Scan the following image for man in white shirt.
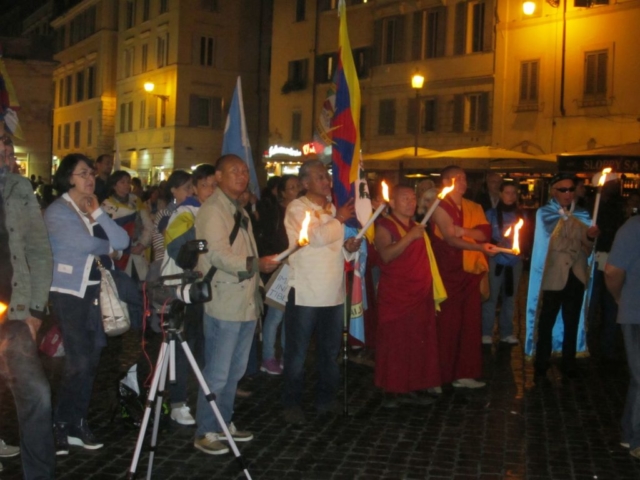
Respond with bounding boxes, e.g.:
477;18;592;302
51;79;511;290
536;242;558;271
282;160;361;424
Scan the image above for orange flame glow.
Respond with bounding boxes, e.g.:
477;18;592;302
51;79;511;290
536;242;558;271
438;178;455;199
598;167;612;187
381;180;390;203
510;218;524;255
298;211;311;246
0;302;7;321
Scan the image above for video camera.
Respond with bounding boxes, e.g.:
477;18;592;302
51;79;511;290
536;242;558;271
146;240;213;324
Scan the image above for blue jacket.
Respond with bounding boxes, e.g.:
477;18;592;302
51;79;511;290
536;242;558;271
44;194;129;298
485;207;523;267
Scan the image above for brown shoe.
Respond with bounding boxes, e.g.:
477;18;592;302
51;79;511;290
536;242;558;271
235;388;252;398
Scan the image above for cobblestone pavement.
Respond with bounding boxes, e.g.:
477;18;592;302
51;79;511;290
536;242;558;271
1;274;639;479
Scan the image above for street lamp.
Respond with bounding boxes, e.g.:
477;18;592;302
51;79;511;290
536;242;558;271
411;72;425;156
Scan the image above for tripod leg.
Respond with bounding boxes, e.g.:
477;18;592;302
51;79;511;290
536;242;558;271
145;338;172;480
128;340;170;480
176;332;253;480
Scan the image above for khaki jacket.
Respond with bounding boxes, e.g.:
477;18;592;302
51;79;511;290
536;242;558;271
541;215;591;290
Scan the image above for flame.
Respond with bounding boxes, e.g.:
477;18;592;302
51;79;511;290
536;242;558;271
438;178;455;199
381;180;390;203
504;226;512;237
0;302;7;321
298;211;311;246
511;218;524;255
598;167;612;187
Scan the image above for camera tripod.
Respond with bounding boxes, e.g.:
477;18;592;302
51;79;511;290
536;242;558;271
127;311;252;480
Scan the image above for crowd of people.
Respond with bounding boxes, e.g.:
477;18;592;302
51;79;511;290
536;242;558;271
2;137;640;478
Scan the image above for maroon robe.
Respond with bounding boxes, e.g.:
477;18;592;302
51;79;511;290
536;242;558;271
429;197;489;383
374;215;441;392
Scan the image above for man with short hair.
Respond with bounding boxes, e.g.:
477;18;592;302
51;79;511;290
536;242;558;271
94;154;113;203
526;173;599;380
475;172;503;212
430;166;494;388
605;214;640;459
193;154;279;455
282;160;361;424
0;137;56;477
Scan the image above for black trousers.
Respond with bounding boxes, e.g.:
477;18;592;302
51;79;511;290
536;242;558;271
535;270;585;371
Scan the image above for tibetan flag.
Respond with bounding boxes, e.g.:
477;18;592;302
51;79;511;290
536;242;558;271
222;76;260;199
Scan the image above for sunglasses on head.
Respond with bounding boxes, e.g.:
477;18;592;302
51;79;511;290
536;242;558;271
554;187;576;193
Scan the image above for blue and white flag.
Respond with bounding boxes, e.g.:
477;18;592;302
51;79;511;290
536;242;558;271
222;76;260;199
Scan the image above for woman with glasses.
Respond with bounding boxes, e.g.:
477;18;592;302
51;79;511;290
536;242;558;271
102;171;154;281
44;154;129;454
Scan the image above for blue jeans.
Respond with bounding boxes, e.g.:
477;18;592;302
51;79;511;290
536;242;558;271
282;288;343;410
0;321;55;479
482;258;523;337
195;315;256;436
621;324;640;449
262;305;285;361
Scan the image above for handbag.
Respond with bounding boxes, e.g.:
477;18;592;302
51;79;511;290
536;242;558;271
97;258;131;336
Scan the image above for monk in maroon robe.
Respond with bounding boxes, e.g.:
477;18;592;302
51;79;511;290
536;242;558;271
374;185;442;406
430;166;494;388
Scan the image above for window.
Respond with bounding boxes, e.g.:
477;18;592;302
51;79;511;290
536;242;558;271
142;0;150;21
160;0;168;14
87;118;93;146
291;111;302;142
454;0;490;55
140;100;146;128
126;0;136;29
575;0;609;6
65;75;73;106
412;7;446;60
315;53;337;83
378;99;396;135
201;0;218;11
408;98;438;133
120;102;134;132
74;121;81;148
69;7;96;46
199;37;215;67
87;66;96;99
375;16;404;65
282;59;308;93
584;50;607;98
519;60;539;107
159;97;167;127
76;71;84;102
58;80;64;107
57;125;62;149
141;44;148;72
63;123;71;149
296;0;306;22
452;92;489;132
157;34;169;68
353;47;372;79
55;26;66;52
189;95;223;128
124;47;135;78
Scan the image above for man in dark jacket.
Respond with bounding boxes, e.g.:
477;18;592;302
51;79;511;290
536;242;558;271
0;135;56;478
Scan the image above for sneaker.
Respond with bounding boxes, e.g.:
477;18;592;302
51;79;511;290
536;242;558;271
452;378;486;389
194;433;229;455
482;335;493;345
68;419;104;450
427;386;443;395
170;405;196;426
220;422;253;442
500;335;519;345
283;406;306;425
621;442;630;449
260;358;283;375
52;423;69;456
631;446;640;460
0;440;19;458
235;388;252;398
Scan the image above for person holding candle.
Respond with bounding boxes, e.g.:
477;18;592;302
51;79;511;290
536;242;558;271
429;166;495;389
281;160;362;425
482;182;526;346
374;185;447;407
526;173;600;380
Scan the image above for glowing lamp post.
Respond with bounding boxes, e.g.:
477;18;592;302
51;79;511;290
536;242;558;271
420;179;456;226
411;72;425;156
356;181;389;240
273;211;311;261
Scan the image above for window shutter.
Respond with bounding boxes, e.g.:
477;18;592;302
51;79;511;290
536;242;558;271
189;95;199;127
411;11;423;61
520;62;529;102
585;54;596;95
315;55;327;83
530;61;538;101
373;19;383;66
452;95;464;132
478;92;490;131
393;16;406;63
483;0;494;53
454;2;467;55
407;97;418;134
424;98;437;132
597;52;607;94
435;7;447;58
574;0;589;6
212;97;223;129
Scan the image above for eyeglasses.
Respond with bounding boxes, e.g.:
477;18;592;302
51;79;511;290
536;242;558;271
72;170;97;179
554;187;576;193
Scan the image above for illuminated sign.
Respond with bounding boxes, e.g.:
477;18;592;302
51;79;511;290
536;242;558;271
267;145;302;158
302;143;317;156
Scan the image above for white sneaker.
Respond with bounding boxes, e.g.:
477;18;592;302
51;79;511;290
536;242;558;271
482;335;493;345
171;405;196;425
453;378;486;389
0;439;19;458
501;335;519;345
427;386;443;395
